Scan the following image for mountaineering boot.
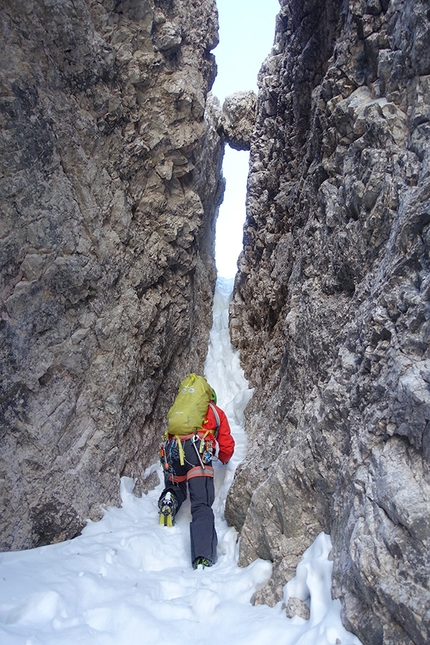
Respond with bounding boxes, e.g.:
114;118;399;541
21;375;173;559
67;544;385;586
193;557;212;570
158;491;177;527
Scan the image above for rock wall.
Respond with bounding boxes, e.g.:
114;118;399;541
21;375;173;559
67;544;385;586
0;0;223;550
227;1;430;644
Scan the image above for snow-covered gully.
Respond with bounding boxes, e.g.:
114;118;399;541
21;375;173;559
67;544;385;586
0;279;362;645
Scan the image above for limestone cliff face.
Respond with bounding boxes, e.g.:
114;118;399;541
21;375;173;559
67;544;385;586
0;0;222;550
227;1;430;643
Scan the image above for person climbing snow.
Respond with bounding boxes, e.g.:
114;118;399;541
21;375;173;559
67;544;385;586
158;374;235;569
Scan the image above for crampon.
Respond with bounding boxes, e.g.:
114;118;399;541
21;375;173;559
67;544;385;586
158;491;176;527
193;557;212;569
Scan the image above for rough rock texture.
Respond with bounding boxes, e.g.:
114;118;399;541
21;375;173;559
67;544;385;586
217;90;257;151
283;597;310;621
0;0;223;550
227;1;430;644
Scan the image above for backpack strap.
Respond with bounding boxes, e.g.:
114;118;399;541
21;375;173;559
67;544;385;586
208;402;220;439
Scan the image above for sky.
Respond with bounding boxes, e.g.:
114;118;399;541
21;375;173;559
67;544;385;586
0;278;363;645
211;0;280;278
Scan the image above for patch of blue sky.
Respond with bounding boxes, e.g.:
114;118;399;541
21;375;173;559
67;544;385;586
212;0;280;278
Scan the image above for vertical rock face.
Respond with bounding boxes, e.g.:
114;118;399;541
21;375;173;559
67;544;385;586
0;0;223;550
227;1;430;643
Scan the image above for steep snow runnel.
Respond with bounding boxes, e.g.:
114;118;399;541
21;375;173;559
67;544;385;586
0;278;362;645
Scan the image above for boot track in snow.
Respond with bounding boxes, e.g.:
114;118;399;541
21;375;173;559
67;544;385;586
0;278;362;645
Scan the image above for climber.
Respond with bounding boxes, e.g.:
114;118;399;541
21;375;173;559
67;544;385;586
158;374;235;569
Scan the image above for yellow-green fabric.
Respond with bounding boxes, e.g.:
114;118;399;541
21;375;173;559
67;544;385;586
166;374;213;436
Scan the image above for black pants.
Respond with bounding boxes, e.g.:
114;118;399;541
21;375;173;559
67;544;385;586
160;437;217;565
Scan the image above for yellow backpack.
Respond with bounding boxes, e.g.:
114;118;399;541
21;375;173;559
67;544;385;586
166;374;214;435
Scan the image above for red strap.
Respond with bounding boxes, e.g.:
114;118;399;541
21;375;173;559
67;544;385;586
167;474;187;484
187;466;214;480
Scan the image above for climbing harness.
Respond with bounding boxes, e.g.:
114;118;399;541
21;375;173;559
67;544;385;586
160;400;221;484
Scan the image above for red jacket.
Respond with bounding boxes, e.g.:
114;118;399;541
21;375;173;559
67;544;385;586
202;403;235;464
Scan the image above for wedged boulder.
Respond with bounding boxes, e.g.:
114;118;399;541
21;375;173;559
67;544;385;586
218;90;257;151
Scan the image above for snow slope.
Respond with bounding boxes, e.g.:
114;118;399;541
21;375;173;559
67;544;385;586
0;278;362;645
